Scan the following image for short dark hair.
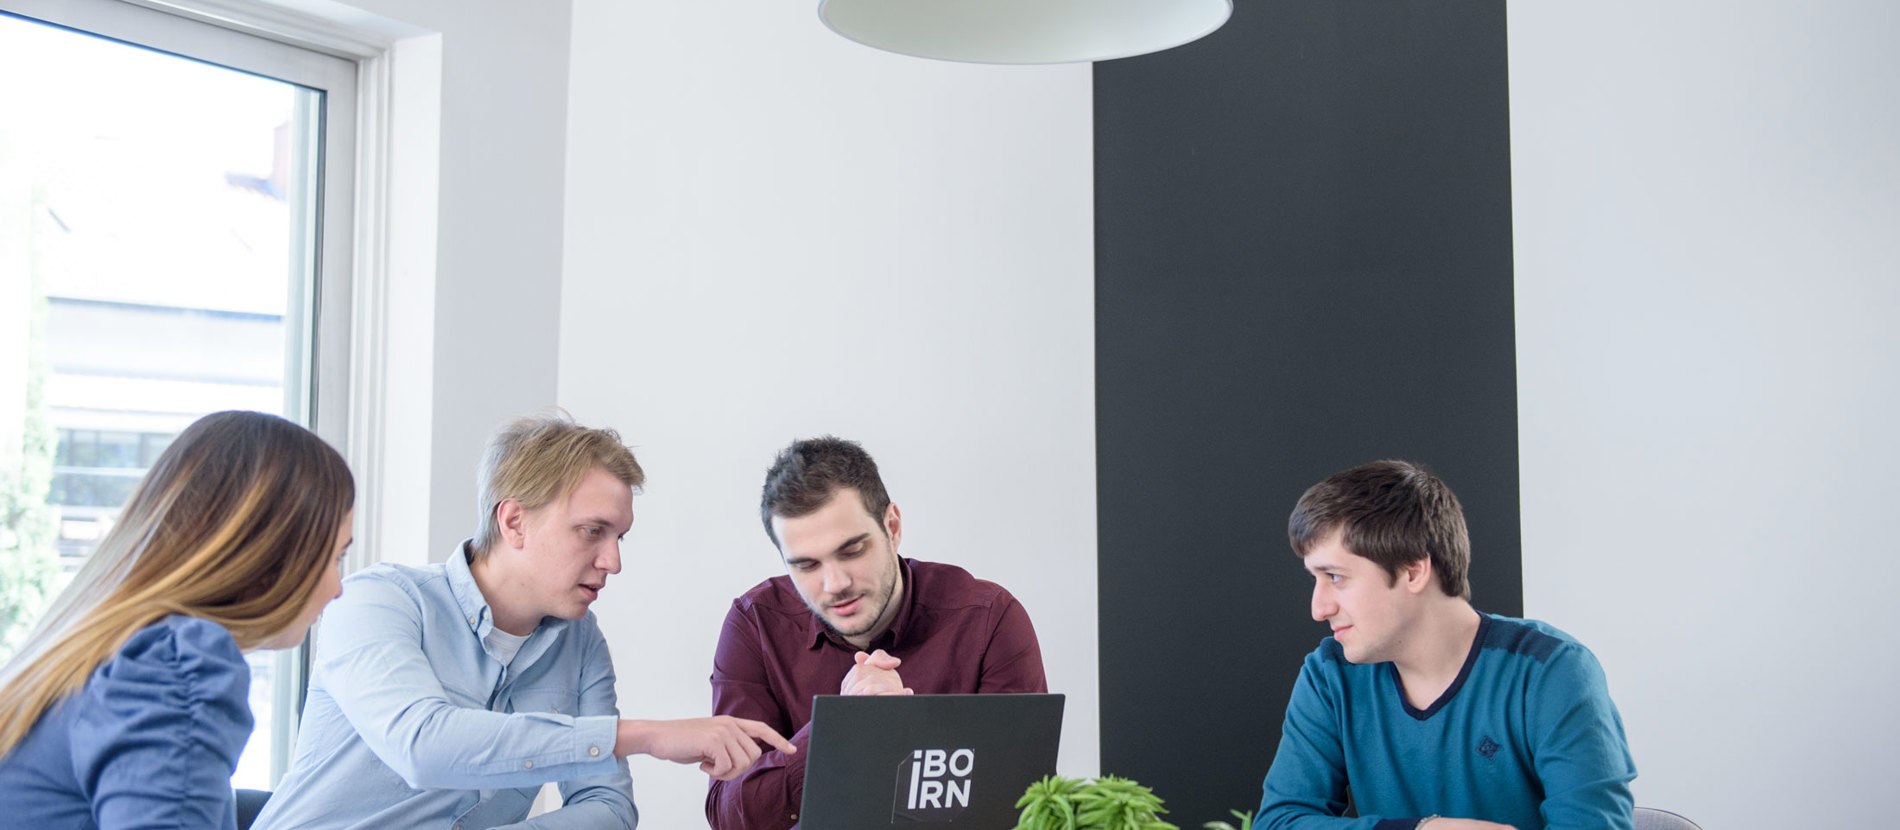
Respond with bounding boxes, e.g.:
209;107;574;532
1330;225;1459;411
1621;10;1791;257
1288;460;1471;600
759;436;892;548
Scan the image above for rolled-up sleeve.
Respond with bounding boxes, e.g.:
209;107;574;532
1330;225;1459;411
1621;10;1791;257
315;577;622;791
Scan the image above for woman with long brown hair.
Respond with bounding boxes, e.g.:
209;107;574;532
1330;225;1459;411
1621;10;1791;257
0;410;354;828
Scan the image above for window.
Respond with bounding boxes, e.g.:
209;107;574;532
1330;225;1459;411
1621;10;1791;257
49;429;178;558
0;0;356;788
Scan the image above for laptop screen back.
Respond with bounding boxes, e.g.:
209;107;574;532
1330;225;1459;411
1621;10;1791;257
798;693;1065;829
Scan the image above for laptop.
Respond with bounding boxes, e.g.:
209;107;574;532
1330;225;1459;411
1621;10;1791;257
797;693;1065;829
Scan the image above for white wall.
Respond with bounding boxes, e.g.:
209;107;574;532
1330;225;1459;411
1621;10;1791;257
296;0;577;563
1511;3;1900;827
558;1;1098;826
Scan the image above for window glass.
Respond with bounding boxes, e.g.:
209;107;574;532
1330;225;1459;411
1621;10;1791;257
0;7;337;790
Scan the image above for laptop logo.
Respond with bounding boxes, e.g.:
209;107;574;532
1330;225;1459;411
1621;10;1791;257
892;748;975;821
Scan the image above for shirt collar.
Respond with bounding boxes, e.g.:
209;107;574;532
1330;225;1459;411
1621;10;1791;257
447;540;571;642
805;557;918;652
447;541;495;638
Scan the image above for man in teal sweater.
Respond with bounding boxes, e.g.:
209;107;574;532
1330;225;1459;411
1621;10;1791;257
1258;461;1636;830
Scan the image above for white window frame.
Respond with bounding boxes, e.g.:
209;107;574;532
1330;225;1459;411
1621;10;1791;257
1;0;414;785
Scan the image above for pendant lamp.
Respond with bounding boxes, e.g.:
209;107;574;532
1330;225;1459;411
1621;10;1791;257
817;0;1233;65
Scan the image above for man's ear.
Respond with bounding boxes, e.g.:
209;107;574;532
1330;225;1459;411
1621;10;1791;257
1403;556;1434;595
497;498;530;550
884;503;903;551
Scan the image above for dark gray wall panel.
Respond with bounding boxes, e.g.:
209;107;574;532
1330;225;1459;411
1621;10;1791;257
1094;0;1519;823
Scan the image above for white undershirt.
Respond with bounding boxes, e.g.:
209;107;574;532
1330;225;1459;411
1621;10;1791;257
485;626;530;670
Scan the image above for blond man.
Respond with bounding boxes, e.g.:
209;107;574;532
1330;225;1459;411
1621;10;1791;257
259;412;791;830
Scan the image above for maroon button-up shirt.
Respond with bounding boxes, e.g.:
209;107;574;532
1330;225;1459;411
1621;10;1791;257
704;558;1047;830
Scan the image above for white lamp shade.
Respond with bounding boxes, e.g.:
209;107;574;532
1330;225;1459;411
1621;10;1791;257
817;0;1234;65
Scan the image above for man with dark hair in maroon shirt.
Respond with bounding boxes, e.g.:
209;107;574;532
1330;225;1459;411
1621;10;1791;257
705;436;1048;829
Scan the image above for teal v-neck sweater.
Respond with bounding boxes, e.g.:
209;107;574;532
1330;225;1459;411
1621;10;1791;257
1258;614;1637;830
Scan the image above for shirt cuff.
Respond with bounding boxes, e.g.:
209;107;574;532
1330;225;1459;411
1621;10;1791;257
571;714;620;768
786;726;811;802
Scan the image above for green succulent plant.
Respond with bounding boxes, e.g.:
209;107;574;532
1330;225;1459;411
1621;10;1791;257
1013;774;1086;830
1073;776;1178;830
1014;775;1178;830
1203;808;1255;830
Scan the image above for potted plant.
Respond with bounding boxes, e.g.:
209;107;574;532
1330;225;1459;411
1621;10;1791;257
1013;774;1179;830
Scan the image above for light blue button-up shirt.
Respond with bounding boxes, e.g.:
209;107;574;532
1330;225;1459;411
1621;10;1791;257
255;544;636;830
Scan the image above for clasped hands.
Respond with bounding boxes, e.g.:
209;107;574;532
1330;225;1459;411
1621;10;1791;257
841;648;913;696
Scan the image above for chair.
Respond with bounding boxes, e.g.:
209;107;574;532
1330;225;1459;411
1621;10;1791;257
1634;806;1703;830
235;789;272;830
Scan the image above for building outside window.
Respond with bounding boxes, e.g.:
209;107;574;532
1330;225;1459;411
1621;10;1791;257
1;0;357;789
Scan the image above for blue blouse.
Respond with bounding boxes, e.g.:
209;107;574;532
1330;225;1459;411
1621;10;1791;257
0;614;253;829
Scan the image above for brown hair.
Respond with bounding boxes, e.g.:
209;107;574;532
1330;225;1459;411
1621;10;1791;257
471;410;644;559
0;411;354;757
759;436;890;548
1288;460;1471;599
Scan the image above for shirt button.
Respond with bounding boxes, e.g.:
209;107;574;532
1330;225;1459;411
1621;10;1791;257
550;707;558;714
589;746;601;757
523;760;534;769
454;826;462;830
468;616;477;625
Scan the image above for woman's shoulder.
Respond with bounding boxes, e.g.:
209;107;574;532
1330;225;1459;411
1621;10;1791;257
94;615;250;710
118;614;244;664
49;621;254;828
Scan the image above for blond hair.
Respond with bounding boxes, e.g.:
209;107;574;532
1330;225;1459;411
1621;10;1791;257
471;410;644;559
0;411;354;758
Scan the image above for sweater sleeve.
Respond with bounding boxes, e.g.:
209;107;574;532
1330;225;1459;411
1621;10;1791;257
72;616;252;830
1528;645;1637;830
1256;647;1391;830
